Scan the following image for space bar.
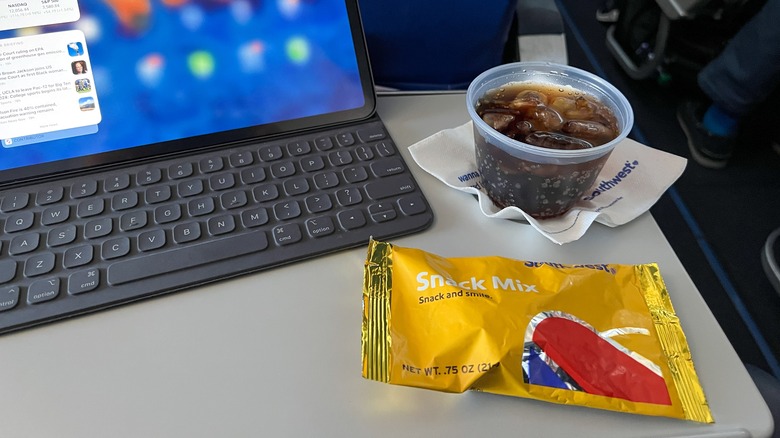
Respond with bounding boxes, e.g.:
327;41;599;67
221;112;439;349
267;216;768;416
107;231;269;285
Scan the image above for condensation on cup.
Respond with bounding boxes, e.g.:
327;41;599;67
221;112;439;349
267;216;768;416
467;62;634;219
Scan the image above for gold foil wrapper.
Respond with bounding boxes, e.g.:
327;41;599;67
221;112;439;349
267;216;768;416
362;239;393;383
361;239;713;423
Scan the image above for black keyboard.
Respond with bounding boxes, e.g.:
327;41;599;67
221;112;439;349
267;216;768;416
0;115;434;334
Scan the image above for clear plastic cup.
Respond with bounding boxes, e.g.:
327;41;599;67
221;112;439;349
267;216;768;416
466;62;634;219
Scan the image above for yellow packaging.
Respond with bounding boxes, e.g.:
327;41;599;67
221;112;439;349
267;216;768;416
362;240;713;423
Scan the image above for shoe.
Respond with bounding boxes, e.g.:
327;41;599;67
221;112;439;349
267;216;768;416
762;227;780;296
676;100;737;169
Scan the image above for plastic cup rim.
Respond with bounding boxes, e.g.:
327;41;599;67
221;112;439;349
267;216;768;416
466;61;634;160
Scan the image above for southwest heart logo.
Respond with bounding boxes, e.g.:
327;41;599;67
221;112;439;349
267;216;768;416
522;311;672;405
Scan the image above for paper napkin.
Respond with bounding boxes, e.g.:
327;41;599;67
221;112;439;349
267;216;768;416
409;122;687;244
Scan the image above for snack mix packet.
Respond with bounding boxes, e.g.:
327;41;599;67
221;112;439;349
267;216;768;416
362;240;713;423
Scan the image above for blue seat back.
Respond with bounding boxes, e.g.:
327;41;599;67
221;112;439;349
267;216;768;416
358;0;518;90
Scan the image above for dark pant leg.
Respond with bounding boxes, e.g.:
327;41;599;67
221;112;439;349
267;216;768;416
698;0;780;117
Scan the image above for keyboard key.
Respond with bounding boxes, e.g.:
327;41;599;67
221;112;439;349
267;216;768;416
77;198;105;218
10;233;40;255
365;175;416;200
314;136;334;151
0;286;19;312
287;141;311;156
329;150;353;166
169;162;194;179
107;231;269;285
336;132;355;147
305;194;332;213
154;204;182;224
253;184;279;203
24;253;56;277
102;237;130;260
1;193;29;212
306;217;335;237
240;167;266;184
120;211;147;231
343;166;368;183
208;215;236;236
210;173;235;191
370;158;405;177
199;157;224;173
71;181;98;199
5;211;35;233
271;161;296;178
229;151;254;167
36;187;64;205
138;229;167;251
283;178;310;196
137;168;162;185
356;126;386;143
241;208;269;228
188;197;216;217
0;260;17;283
27;278;60;304
146;186;172;204
375;141;396;157
273;201;301;220
221;190;248;209
112;192;139;211
173;222;201;244
355;145;374;161
335;188;362;206
85;217;113;239
41;204;70;225
371;209;397;223
368;202;394;215
337;209;367;230
273;224;301;246
105;174;131;192
68;269;100;295
313;172;339;189
399;195;428;216
301;156;325;172
178;179;204;197
63;245;94;269
259;145;283;161
47;225;77;247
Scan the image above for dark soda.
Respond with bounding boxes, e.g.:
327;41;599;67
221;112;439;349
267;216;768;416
474;82;621;218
